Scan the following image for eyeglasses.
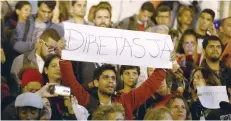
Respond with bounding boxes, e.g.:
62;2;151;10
40;40;58;53
101;75;116;81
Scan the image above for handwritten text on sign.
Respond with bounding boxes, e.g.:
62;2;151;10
61;22;174;68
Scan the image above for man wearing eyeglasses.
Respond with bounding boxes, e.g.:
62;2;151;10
10;28;65;91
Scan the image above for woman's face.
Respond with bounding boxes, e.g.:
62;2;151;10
45;57;61;83
182;34;197;55
16;4;31;20
170;98;187;120
193;70;206;89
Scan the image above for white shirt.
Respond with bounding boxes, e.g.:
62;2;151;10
36;54;45;73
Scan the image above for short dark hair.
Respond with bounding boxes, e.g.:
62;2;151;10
72;0;87;6
42;54;60;83
40;28;61;42
120;65;140;76
202;35;222;49
15;1;31;10
176;29;198;54
220;17;231;26
201;9;215;20
155;5;171;16
140;1;155;13
93;64;117;80
38;1;56;10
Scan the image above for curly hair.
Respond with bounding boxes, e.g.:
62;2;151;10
92;103;125;120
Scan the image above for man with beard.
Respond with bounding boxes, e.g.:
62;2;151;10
200;35;231;85
11;28;64;86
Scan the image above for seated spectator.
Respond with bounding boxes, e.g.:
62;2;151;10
154;5;171;27
42;55;77;120
59;60;165;120
195;9;216;54
88;5;97;25
206;73;231;120
15;92;43;120
10;1;57;55
176;29;201;79
144;107;173;120
11;28;63;86
118;1;155;31
188;68;210;120
176;7;194;39
200;35;231;85
219;17;231;67
2;68;44;120
4;1;31;39
19;68;44;93
92;103;125;120
166;95;191;120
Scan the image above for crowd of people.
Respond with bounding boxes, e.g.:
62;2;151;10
1;0;231;120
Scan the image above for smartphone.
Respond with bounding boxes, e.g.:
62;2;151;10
49;85;71;97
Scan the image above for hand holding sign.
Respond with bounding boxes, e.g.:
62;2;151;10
197;86;229;109
62;22;174;68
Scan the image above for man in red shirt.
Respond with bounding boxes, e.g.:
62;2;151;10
59;61;165;120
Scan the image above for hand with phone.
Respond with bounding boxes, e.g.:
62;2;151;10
35;83;59;98
48;85;71;97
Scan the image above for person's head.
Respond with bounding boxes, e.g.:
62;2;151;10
147;67;155;77
15;92;43;120
177;7;194;27
203;35;223;62
137;1;154;24
43;55;61;84
166;95;190;120
15;1;31;21
93;3;112;28
144;107;173;120
120;65;140;88
88;5;97;22
71;0;87;18
220;17;231;39
40;98;52;120
155;5;171;26
93;64;117;96
37;28;61;60
92;103;125;120
147;25;169;34
37;1;56;22
177;29;198;55
20;68;44;93
190;68;207;90
197;9;215;32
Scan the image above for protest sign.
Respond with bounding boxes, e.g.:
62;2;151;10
197;86;229;109
61;22;174;68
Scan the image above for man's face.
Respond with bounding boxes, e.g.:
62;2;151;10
155;11;171;26
205;40;222;62
37;3;53;22
40;38;58;60
23;82;42;93
179;10;193;26
220;18;231;38
182;34;197;55
198;12;213;31
72;0;87;18
18;107;41;120
94;9;111;28
121;69;139;88
97;70;116;95
156;79;168;96
139;10;153;24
